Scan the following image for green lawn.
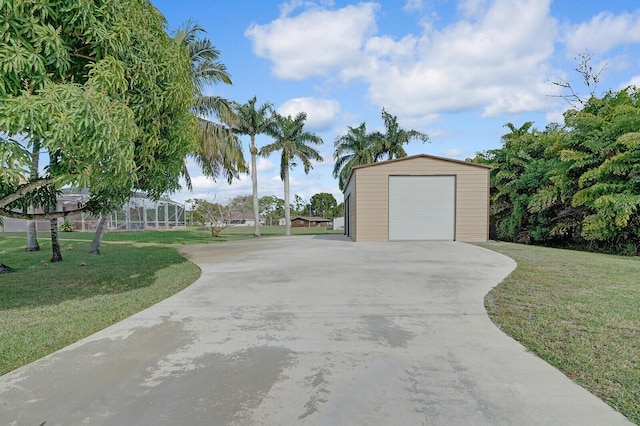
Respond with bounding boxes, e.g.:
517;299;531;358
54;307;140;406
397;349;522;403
0;236;201;376
0;225;341;376
480;241;640;424
3;225;342;245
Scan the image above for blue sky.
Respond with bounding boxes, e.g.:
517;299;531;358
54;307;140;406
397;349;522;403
152;0;640;206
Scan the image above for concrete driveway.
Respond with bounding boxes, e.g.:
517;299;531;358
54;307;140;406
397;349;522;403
0;236;631;425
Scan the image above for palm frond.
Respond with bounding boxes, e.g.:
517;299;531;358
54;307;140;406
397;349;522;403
173;20;243;186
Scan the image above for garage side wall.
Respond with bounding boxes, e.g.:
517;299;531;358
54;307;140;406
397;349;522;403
353;157;489;242
457;167;490;241
344;173;357;241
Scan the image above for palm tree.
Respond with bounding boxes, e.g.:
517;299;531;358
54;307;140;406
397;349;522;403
230;97;274;237
260;112;323;236
174;20;246;187
332;121;376;191
373;109;429;161
88;21;244;255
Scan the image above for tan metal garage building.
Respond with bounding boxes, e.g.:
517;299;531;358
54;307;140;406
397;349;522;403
343;154;491;242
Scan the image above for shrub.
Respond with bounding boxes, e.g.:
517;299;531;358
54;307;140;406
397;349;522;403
60;219;75;232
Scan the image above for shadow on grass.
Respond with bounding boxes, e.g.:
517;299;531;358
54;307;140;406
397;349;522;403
0;238;189;310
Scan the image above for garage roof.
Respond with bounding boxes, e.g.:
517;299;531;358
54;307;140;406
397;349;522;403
343;154;492;193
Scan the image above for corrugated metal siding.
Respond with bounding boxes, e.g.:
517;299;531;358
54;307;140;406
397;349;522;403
350;156;489;242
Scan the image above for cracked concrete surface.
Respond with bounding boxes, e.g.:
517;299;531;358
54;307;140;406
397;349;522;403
0;236;632;425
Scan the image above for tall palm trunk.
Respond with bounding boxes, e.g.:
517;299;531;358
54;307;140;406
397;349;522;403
50;218;63;262
88;215;108;255
284;167;291;236
25;142;41;252
250;136;261;237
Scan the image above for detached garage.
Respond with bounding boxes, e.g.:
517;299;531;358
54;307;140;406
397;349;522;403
343;154;491;242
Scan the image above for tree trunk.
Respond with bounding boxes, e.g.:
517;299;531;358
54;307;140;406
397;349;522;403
250;135;261;237
25;142;41;252
88;215;108;255
50;218;63;262
284;167;291;236
25;219;40;252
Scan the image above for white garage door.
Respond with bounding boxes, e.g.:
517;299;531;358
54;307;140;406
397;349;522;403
389;175;455;241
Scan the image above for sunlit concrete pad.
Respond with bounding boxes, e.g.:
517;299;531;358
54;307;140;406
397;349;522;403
0;236;632;425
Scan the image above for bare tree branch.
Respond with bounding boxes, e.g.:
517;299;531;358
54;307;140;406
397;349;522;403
548;50;609;108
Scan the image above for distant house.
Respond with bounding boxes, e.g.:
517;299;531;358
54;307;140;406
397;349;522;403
227;212;266;227
291;216;330;228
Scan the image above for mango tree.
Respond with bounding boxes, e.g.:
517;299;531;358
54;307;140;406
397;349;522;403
0;0;197;263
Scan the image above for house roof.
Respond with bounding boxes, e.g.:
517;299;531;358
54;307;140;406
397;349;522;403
291;216;331;222
343;153;492;193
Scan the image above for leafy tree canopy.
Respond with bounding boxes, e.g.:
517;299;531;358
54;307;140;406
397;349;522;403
310;192;337;218
473;87;640;255
0;0;197;217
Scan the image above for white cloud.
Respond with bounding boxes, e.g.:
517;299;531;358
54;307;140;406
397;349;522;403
359;0;558;117
620;75;640;89
545;108;566;125
245;3;378;79
189;175;219;191
277;97;340;131
563;11;640;56
403;0;423;13
256;157;275;173
443;148;464;159
458;0;490;19
247;0;559;120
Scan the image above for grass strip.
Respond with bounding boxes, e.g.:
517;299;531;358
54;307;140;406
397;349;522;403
0;237;200;376
2;225;343;245
480;241;640;424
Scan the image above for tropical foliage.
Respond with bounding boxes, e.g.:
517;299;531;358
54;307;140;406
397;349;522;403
333;122;376;190
373;109;429;161
472;87;640;255
333;109;429;190
310;192;338;218
174;21;246;187
259;195;284;226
